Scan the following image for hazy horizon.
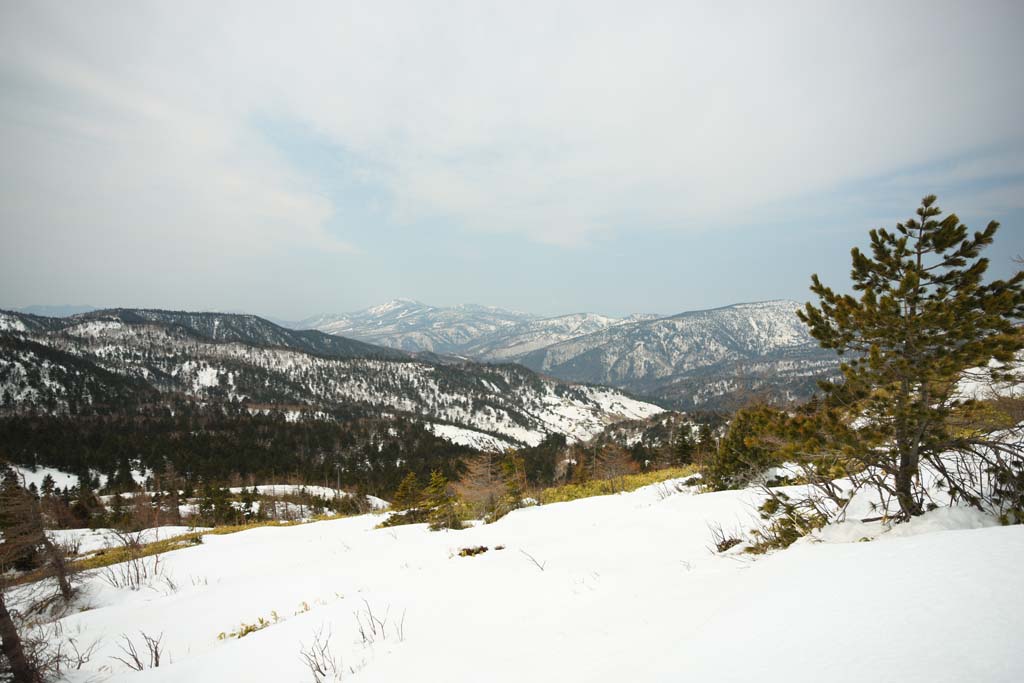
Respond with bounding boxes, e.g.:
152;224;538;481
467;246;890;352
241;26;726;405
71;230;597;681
11;295;815;324
3;1;1023;319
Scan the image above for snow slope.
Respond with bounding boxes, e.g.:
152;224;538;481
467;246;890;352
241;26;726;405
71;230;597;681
2;314;663;447
49;526;203;555
426;423;518;451
9;465;148;491
295;300;538;354
294;300;661;360
517;300;838;409
38;479;1023;683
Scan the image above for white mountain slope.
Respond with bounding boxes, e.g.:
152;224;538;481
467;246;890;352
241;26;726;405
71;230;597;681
459;312;624;359
293;299;642;359
517;300;839;409
0;309;662;448
294;300;538;354
34;478;1023;683
295;300;838;409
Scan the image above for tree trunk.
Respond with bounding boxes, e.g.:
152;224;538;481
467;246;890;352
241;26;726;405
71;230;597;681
894;448;922;520
0;590;40;683
41;536;73;603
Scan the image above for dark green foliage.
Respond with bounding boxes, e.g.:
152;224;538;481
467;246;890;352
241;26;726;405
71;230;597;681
497;453;527;518
798;195;1024;520
0;406;471;505
378;507;430;527
749;491;829;554
424;471;464;531
0;467;42;571
40;474;55;497
518;434;567;487
197;485;236;526
671;428;695;466
391;472;421;511
702;406;782;491
696;423;716;461
991;465;1024;525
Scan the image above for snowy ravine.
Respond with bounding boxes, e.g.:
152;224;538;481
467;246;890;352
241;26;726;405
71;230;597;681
38;481;1023;683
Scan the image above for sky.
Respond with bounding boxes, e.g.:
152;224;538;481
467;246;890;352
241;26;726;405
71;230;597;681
1;0;1022;320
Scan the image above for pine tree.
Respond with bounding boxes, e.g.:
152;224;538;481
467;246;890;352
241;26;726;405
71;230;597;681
391;472;421;511
0;468;41;571
798;195;1024;520
672;428;695;466
424;470;463;531
40;474;55;498
501;453;526;507
695;423;715;463
703;405;782;491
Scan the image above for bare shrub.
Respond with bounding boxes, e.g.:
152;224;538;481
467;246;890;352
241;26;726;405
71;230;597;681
354;600;389;646
111;631;163;671
22;620;102;678
98;531;172;591
707;521;744;553
299;625;341;683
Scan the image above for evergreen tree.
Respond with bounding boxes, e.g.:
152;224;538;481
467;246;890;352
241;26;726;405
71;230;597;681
501;453;527;509
109;493;128;528
40;474;55;498
798;195;1024;520
240;487;256;520
695;423;715;462
113;454;135;491
391;472;421;511
70;476;103;528
424;470;463;531
703;406;782;491
0;468;40;571
672;428;695;466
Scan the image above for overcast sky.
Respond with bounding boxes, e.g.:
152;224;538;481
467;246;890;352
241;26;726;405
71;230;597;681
2;0;1022;319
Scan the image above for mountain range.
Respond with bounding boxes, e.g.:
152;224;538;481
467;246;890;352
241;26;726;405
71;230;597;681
3;298;841;416
290;299;649;358
290;299;838;410
0;308;662;449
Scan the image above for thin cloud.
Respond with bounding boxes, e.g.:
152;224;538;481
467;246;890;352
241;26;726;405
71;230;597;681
1;0;1021;312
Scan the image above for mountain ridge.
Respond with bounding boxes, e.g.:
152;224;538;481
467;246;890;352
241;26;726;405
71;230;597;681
0;308;663;448
289;298;838;409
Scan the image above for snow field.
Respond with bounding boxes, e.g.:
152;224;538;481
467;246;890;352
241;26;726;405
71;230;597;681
37;477;1024;683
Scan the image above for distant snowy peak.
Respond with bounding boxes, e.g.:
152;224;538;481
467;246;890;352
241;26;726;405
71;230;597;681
281;298;837;409
365;298;431;316
462;312;626;360
296;300;541;354
517;300;837;410
296;300;641;358
662;300;810;352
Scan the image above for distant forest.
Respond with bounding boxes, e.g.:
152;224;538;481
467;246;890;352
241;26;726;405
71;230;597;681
0;400;473;499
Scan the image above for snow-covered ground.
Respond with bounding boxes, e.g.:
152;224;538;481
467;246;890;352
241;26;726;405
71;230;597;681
10;465;149;491
49;526;204;555
426;423;517;451
9;465;82;491
27;477;1022;683
225;484;389;510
